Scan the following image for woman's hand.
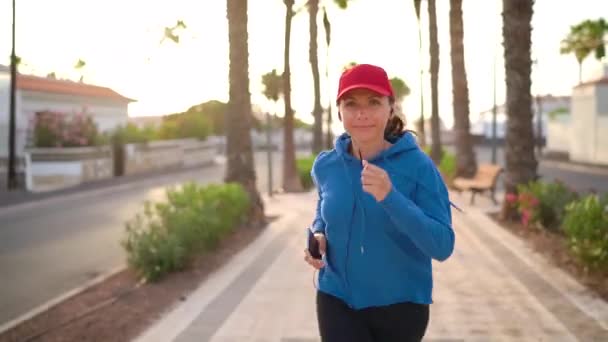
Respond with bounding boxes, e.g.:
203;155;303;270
361;160;392;201
304;233;327;269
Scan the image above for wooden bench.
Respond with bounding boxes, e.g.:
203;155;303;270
453;164;503;205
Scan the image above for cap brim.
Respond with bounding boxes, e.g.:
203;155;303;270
337;84;392;101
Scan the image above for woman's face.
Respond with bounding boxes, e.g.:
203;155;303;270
338;88;392;145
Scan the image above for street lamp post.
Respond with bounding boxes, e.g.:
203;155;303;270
8;0;18;190
490;19;498;165
265;111;273;197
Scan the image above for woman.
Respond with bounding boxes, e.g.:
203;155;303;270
304;63;455;342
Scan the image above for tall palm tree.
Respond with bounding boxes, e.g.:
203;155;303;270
226;0;265;224
323;8;333;149
282;0;303;192
560;18;608;84
262;69;282;195
308;0;323;154
309;0;350;153
501;0;537;219
449;0;477;177
413;0;426;146
428;0;442;164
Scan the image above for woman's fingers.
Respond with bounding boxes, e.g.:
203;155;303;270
314;233;327;255
303;248;325;269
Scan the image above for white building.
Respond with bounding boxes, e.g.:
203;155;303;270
546;64;608;165
0;65;135;159
472;95;570;141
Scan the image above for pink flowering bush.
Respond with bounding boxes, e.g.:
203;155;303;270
506;180;579;230
33;110;99;148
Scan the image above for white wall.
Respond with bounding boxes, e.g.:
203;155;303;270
595;116;608;164
546;115;571;153
0;72;25;158
20;91;129;133
569;85;596;163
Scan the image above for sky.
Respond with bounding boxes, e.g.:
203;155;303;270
1;0;607;133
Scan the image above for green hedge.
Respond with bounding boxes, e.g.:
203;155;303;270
512;180;579;231
562;194;608;270
297;155;315;190
122;182;250;282
422;146;456;181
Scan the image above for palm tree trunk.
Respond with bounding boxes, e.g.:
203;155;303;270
428;0;442;164
413;0;426;147
449;0;477;178
282;0;303;192
226;0;265;225
309;0;323;154
501;0;537;219
323;7;333;150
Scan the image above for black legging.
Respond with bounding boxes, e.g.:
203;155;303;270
316;291;429;342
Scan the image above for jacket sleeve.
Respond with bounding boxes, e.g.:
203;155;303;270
310;160;326;234
379;158;455;261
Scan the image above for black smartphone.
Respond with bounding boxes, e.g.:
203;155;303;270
307;229;322;259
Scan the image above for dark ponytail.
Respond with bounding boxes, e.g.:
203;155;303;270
384;114;404;140
384;96;418;140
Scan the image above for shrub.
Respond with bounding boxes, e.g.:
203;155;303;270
562;194;608;270
159;111;211;140
122;182;250;282
33;110;99;147
297;155;315;190
512;180;579;230
112;123;158;144
422;147;456;181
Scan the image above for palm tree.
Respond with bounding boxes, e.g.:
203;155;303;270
308;0;323;154
449;0;477;178
390;77;410;122
501;0;537;219
413;0;426;146
282;0;303;192
74;59;86;82
262;69;282;196
309;0;350;154
161;20;187;44
390;77;410;101
226;0;265;224
428;0;442;164
560;18;608;84
323;8;333;149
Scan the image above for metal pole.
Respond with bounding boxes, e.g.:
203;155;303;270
418;11;425;146
490;3;498;165
265;111;273;197
491;40;497;164
8;0;18;190
536;95;543;157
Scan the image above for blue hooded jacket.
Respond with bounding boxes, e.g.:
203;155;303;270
310;131;455;309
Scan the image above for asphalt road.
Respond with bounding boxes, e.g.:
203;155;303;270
0;150;298;326
450;145;608;194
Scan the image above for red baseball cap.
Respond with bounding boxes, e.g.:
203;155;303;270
336;64;394;102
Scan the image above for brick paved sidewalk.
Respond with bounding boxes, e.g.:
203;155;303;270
135;191;608;342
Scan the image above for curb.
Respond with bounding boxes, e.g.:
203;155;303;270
465;206;608;330
0;265;126;335
541;159;608;176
